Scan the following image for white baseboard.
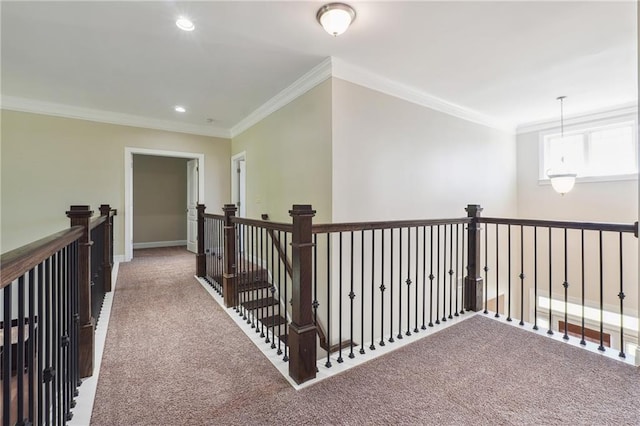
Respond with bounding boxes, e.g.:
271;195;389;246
114;254;126;263
132;240;187;249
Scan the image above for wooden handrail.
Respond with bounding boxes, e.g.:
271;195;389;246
89;208;116;230
232;216;293;232
204;213;225;221
1;226;84;288
479;217;638;234
312;217;471;234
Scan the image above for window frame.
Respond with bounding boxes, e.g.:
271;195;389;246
538;113;639;185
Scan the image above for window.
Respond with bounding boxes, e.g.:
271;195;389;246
540;115;638;181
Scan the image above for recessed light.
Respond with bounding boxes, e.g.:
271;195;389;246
176;16;195;32
174;106;186;113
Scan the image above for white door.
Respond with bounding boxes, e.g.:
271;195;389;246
186;159;199;253
238;159;246;218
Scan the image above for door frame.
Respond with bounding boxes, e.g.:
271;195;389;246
124;147;205;262
231;151;246;217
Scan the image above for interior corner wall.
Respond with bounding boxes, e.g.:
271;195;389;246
330;77;518;222
132;155;188;244
516;130;638;223
231;79;333;223
0;110;231;257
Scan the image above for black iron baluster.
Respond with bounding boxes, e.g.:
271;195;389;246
406;227;412;336
484;223;489;314
349;231;355;359
436;225;440;325
249;225;255;327
314;233;319;353
277;230;282;356
3;281;12;424
495;224;500;318
326;233;332;367
56;248;63;424
548;227;553;335
429;226;434;327
260;227;265;338
455;223;460;317
580;229;585;344
460;224;466;315
268;229;275;347
370;230;376;351
618;232;625;358
519;226;525;326
28;267;37;422
379;229;386;347
37;262;45;424
598;230;604;351
448;224;454;320
398;227;404;339
421;226;427;330
533;227;538;330
283;232;289;362
338;232;344;362
441;225;447;323
360;230;365;355
563;228;569;340
389;229;395;342
17;275;26;424
507;224;512;322
414;227;419;332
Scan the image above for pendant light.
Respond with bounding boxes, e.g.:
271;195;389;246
546;96;577;195
316;3;356;36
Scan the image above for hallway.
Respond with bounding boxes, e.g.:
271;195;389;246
89;248;640;425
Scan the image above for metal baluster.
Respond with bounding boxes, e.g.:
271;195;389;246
338;232;344;362
429;226;434;327
563;228;569;340
598;230;605;351
260;227;265;338
441;225;447;323
17;275;26;424
3;281;12;424
398;227;404;339
249;226;255;327
370;230;376;350
326;233;332;367
349;231;355;359
277;230;282;356
406;227;412;336
314;234;319;352
548;227;553;335
461;224;466;315
63;246;71;421
283;232;289;362
360;230;365;355
448;224;453;320
436;225;440;325
618;232;626;358
454;223;459;317
580;229;585;344
507;224;512;322
38;261;45;424
379;229;386;347
519;226;525;326
421;226;427;330
533;227;539;330
57;249;63;425
268;229;274;347
414;227;420;332
495;225;500;318
28;267;37;423
484;223;489;314
389;229;395;342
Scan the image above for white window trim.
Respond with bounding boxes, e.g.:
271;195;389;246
538;112;639;184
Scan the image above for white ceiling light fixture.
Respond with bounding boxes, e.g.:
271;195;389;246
546;96;577;196
174;105;186;113
176;16;195;32
316;3;356;37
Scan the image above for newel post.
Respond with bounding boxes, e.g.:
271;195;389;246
99;204;114;292
288;204;317;384
196;204;206;277
464;204;484;312
66;205;95;378
222;204;238;307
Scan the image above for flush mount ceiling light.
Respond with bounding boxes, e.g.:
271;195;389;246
316;3;356;36
174;105;186;113
546;96;577;196
176;16;195;32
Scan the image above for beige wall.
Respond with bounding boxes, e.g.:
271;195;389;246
1;110;231;256
231;79;333;223
331;78;518;222
133;155;187;244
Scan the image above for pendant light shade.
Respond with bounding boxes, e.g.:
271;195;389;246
317;3;356;36
546;96;577;195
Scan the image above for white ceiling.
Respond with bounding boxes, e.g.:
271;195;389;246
1;1;637;136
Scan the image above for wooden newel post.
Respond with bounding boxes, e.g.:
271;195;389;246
222;204;238;308
288;204;317;384
196;204;206;277
464;204;484;312
66;205;95;378
99;204;113;292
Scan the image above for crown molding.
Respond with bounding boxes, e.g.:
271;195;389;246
229;57;333;138
1;95;231;138
331;58;516;134
516;102;638;134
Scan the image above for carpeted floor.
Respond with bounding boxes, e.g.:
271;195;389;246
91;247;640;425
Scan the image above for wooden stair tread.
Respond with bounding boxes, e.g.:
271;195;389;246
238;281;271;292
261;315;287;326
242;297;278;310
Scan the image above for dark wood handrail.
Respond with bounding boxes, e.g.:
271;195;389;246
232;216;293;232
204;213;225;221
266;229;293;279
479;217;638;234
1;226;84;288
89;208;117;231
312;217;471;234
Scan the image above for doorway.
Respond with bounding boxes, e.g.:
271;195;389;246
231;152;246;218
124;147;205;261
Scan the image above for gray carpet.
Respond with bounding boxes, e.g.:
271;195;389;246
91;247;640;425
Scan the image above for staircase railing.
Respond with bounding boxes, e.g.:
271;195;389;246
0;204;116;425
197;203;639;385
